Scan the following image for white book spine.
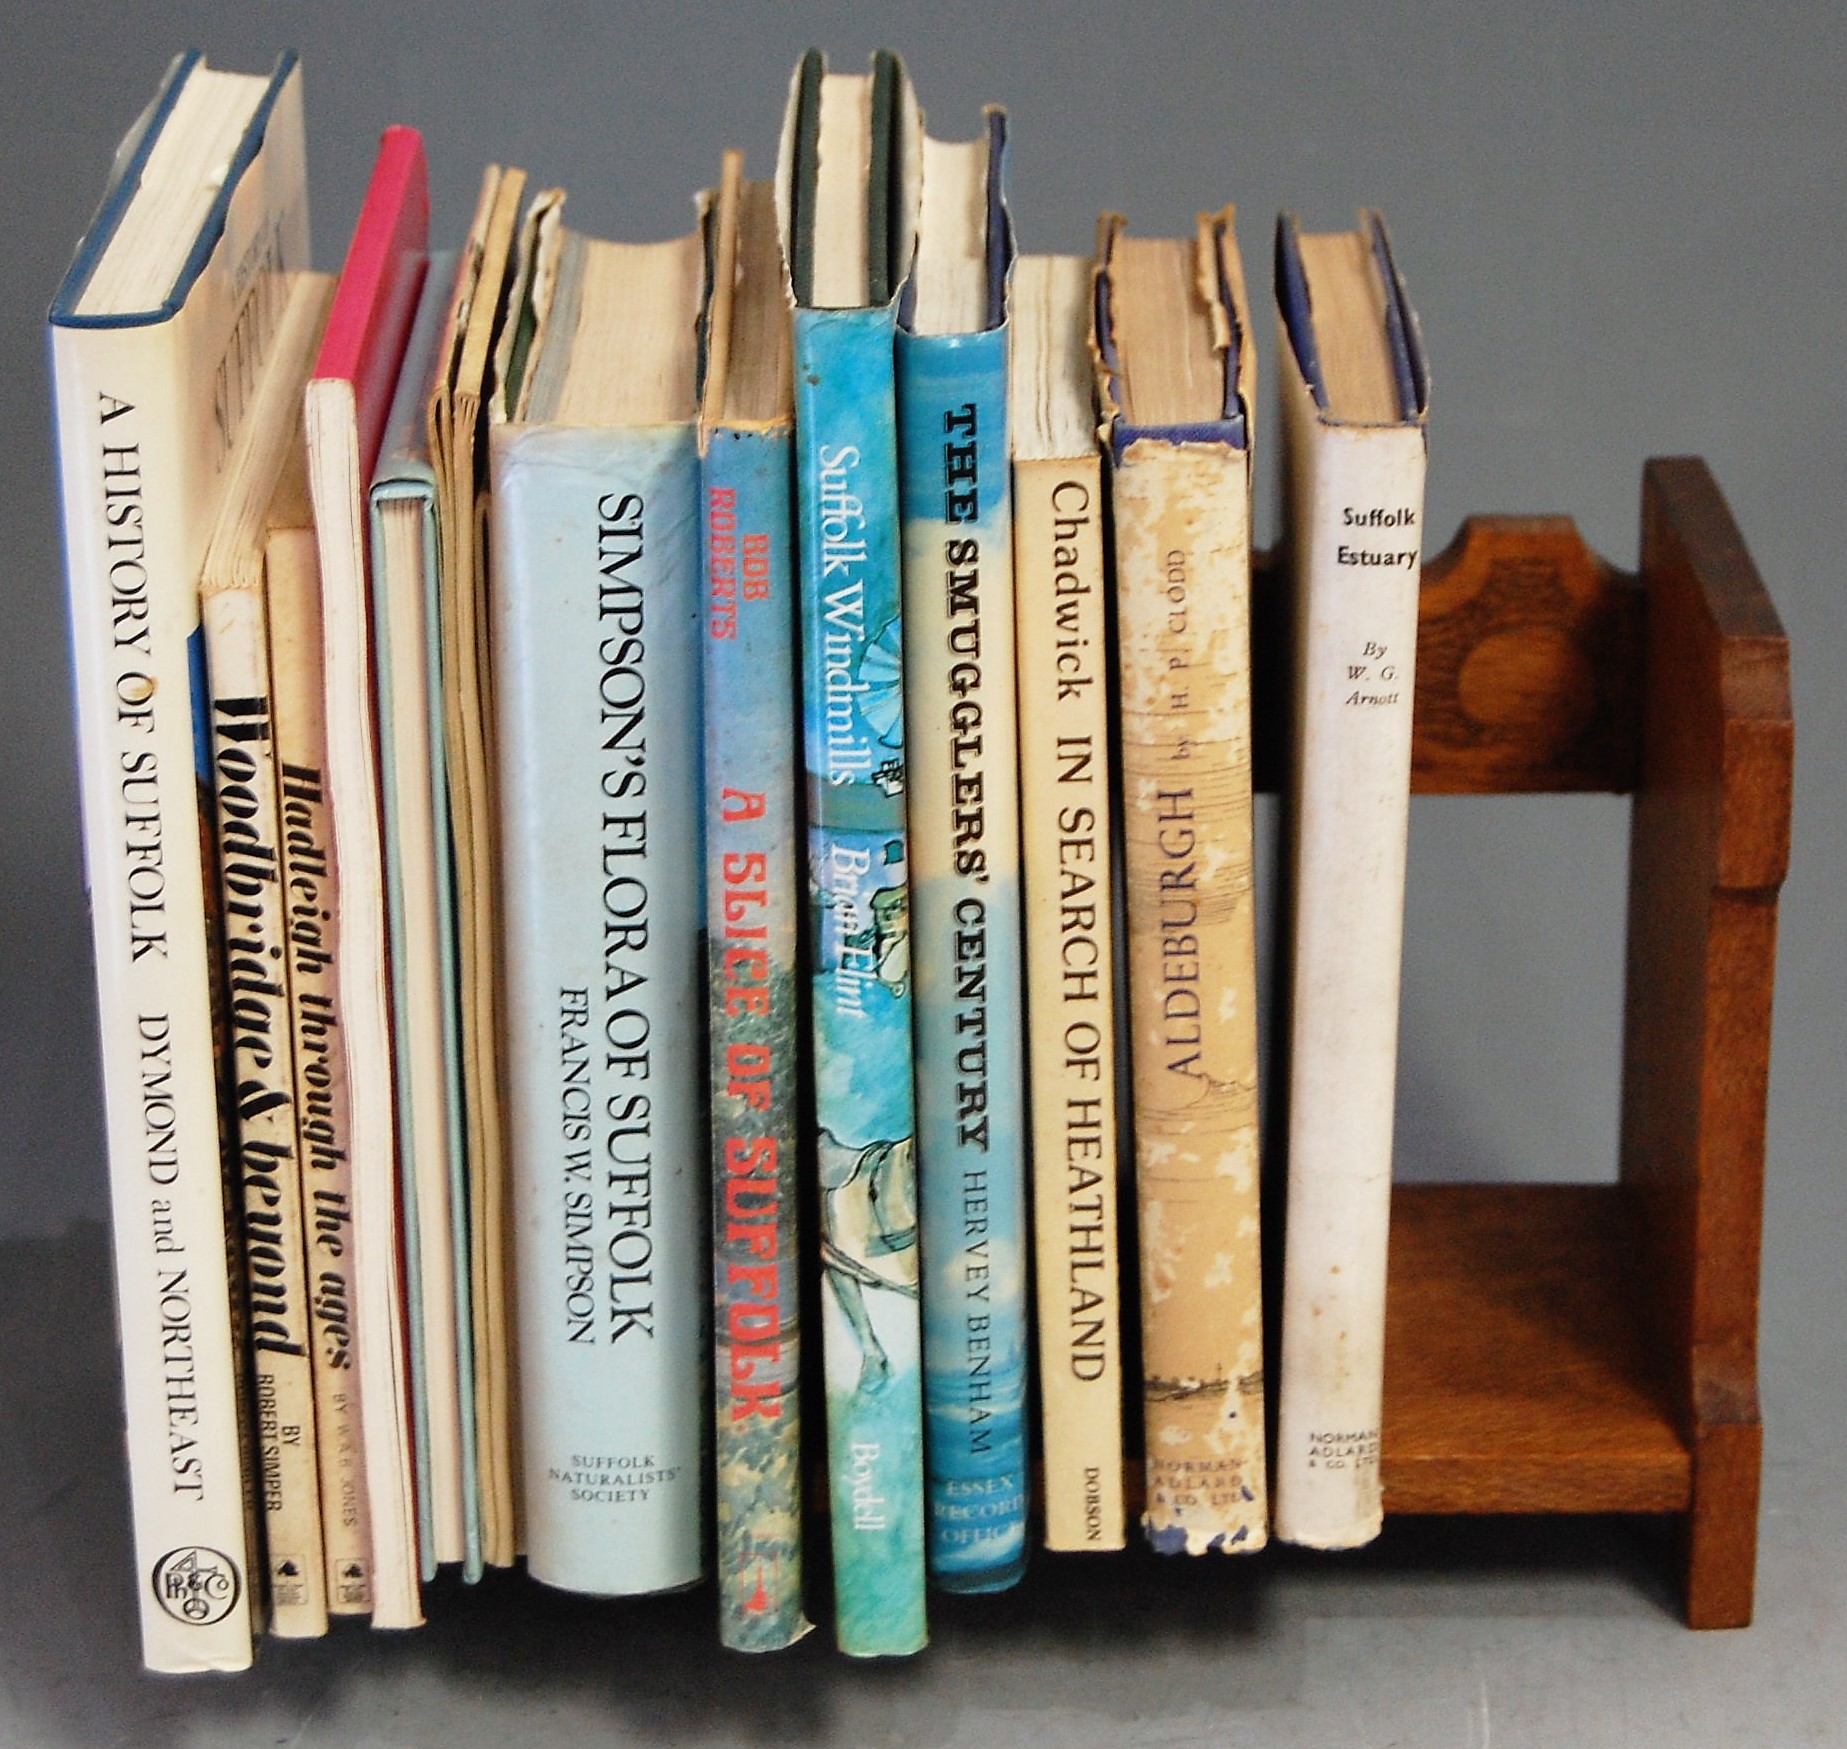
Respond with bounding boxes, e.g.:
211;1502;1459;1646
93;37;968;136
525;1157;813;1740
51;322;257;1672
1275;396;1426;1549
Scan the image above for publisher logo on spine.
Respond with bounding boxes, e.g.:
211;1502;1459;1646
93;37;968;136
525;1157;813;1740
150;1546;242;1625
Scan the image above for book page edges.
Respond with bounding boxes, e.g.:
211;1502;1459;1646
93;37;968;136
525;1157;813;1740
522;226;705;429
1093;209;1247;458
726;184;796;431
55;55;304;329
1011;254;1096;461
775;51;921;314
909;134;989;337
1276;210;1428;430
200;272;334;598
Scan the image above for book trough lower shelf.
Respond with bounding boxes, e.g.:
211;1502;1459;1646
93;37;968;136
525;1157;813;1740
1233;456;1784;1631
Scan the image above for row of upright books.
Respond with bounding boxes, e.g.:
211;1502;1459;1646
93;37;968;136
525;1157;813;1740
50;47;1430;1672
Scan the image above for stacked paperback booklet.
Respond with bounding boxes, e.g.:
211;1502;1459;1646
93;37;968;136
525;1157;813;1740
49;48;1428;1671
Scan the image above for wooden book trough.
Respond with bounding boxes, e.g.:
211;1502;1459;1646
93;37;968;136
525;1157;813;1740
1244;456;1791;1628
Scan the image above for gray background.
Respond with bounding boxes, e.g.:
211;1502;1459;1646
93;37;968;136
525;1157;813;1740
1;0;1840;1742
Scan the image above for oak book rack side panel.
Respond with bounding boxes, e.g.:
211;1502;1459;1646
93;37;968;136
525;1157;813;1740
1246;456;1790;1630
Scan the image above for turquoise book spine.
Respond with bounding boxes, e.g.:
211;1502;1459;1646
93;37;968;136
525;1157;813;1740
367;251;482;1584
491;421;706;1595
702;423;811;1650
897;325;1030;1590
794;304;927;1656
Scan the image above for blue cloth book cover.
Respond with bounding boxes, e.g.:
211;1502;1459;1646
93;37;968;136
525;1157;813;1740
896;112;1030;1592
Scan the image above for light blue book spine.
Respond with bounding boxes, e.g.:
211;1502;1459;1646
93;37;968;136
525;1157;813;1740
702;423;810;1650
491;421;706;1595
367;251;483;1584
897;325;1029;1590
794;305;927;1656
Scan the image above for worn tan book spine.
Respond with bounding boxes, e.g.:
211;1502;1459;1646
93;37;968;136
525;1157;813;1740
1112;437;1267;1555
201;580;329;1637
431;166;527;1566
1015;451;1127;1551
266;526;375;1614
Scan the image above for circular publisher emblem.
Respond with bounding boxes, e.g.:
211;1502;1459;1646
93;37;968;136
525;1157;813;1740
150;1546;241;1625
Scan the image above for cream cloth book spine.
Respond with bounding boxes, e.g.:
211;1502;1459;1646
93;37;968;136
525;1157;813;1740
1274;211;1430;1549
1012;252;1126;1552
